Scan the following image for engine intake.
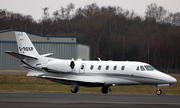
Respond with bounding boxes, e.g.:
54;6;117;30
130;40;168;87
70;61;75;69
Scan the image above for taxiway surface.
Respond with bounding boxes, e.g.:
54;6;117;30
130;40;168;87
0;92;180;108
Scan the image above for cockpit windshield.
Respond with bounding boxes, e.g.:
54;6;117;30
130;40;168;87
144;65;155;71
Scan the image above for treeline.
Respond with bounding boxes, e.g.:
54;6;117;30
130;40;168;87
0;3;180;73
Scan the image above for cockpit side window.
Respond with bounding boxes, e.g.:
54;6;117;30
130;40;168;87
136;66;139;71
140;66;145;71
144;65;155;71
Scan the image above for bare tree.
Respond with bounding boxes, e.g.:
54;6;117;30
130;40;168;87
42;7;49;20
145;3;167;23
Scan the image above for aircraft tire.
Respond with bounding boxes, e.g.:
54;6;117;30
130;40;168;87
101;87;108;94
156;89;162;95
71;87;78;93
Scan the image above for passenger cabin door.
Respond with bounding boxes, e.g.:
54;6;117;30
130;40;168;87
79;63;86;74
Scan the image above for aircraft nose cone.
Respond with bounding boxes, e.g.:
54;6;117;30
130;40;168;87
168;76;177;84
164;74;177;84
159;72;177;84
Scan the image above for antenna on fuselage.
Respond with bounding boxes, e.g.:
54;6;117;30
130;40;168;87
98;57;102;61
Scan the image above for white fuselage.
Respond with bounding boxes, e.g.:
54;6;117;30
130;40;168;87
25;57;177;87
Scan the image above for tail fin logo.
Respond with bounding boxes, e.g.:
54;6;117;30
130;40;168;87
19;47;33;51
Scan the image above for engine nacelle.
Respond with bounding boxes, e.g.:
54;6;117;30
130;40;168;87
47;60;75;72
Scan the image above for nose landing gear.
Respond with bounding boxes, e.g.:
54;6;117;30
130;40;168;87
154;85;162;95
156;89;162;95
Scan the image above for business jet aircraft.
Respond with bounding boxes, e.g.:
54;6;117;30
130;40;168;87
5;32;177;95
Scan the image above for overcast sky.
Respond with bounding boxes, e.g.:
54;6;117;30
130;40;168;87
0;0;180;20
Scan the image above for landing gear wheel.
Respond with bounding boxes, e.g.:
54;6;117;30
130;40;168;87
71;87;78;93
101;86;109;94
156;89;162;95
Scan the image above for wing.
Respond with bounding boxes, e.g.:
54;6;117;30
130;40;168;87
27;70;105;87
27;68;105;87
38;75;105;87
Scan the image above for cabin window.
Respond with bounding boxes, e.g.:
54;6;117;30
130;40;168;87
136;66;139;71
113;66;117;70
140;66;145;71
98;65;101;70
81;65;84;69
121;66;125;70
106;65;109;70
90;65;94;70
144;65;155;71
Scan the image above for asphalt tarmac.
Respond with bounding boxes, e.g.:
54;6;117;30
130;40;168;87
0;92;180;108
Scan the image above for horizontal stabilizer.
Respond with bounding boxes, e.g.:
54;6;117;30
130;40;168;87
5;51;38;60
41;53;54;57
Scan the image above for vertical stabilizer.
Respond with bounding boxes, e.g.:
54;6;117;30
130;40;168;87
15;32;40;58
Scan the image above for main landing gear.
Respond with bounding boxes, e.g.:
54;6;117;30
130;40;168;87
70;83;79;93
101;86;111;94
71;86;79;93
154;85;162;95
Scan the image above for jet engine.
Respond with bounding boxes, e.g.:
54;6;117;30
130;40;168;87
46;60;75;72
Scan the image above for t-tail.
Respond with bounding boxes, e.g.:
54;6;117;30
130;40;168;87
5;32;41;60
15;32;40;59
